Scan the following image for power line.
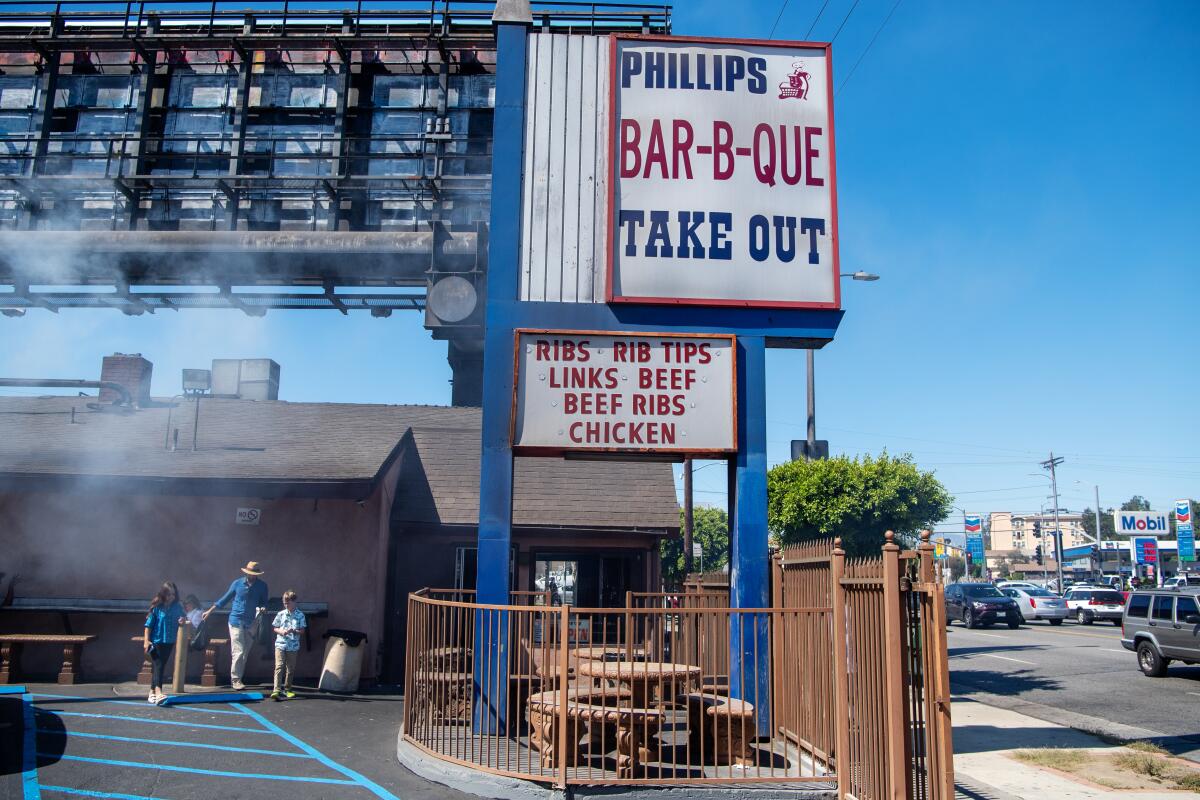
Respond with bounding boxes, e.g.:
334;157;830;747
829;0;862;43
768;0;793;40
805;0;834;39
836;0;904;95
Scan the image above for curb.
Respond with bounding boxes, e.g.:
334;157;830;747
395;726;836;800
954;775;1025;800
950;686;1200;758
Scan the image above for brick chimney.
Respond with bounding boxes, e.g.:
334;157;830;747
100;353;153;406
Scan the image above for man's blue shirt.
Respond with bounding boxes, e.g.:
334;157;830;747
214;576;268;629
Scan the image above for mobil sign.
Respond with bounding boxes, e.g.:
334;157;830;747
1114;510;1170;536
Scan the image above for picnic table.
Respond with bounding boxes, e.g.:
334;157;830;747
574;659;701;707
569;645;648;663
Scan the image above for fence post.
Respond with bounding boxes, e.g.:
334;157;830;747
624;590;634;661
920;530;955;799
830;538;850;799
882;532;908;799
557;604;570;789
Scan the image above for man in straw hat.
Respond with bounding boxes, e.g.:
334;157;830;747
203;561;269;691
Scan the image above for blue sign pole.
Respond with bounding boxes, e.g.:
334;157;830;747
472;17;530;734
728;335;771;737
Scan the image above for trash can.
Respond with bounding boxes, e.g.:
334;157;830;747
318;629;368;693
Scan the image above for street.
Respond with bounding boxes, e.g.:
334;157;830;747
948;616;1200;759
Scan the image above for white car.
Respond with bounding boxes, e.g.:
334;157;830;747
1062;587;1126;625
996;581;1042;592
1163;576;1200;590
1000;586;1068;625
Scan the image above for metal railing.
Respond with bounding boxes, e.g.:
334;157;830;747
406;533;953;796
405;594;834;786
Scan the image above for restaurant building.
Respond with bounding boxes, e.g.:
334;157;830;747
0;355;678;685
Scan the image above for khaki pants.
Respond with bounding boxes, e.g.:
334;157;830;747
274;648;298;693
229;623;254;685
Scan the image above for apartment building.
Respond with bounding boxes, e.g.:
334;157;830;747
988;510;1091;557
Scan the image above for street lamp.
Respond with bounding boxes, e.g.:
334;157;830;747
802;272;881;459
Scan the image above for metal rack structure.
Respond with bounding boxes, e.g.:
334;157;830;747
0;0;670;403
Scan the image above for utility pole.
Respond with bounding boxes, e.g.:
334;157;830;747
683;457;694;577
1042;452;1065;590
806;349;816;450
1094;485;1104;578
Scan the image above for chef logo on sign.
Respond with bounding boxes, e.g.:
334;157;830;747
778;61;811;100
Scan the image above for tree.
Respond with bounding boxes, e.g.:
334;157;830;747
660;506;729;588
767;452;953;559
1080;507;1116;541
947;555;966;582
1121;496;1151;512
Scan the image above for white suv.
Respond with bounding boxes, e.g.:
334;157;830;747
1063;587;1126;625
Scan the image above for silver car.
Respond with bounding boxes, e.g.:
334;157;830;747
1001;586;1068;625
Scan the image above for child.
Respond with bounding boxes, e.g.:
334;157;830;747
183;594;203;629
143;582;185;705
270;590;306;700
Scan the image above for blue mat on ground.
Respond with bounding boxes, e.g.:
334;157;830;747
160;691;263;705
0;684;26;694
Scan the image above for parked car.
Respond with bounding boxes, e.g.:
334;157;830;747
945;583;1022;629
1163;575;1200;590
1000;586;1068;625
1120;588;1200;677
1062;587;1127;624
996;580;1041;592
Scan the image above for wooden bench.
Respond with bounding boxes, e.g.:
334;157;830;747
129;636;229;687
676;691;756;766
0;634;96;685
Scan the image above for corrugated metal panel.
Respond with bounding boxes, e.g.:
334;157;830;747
519;33;608;303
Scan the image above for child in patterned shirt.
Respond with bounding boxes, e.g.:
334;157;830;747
270;590;306;700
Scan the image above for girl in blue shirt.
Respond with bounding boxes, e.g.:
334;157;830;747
143;582;185;705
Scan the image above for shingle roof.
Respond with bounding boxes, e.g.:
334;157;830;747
0;395;469;483
391;424;676;532
392;425;679;532
0;395;680;531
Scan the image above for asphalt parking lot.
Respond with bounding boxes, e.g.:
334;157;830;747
2;682;474;800
947;616;1200;759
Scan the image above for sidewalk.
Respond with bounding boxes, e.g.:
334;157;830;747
953;696;1200;800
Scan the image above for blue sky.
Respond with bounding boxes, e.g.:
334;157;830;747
2;1;1198;543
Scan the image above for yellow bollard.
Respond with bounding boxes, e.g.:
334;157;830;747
172;619;189;694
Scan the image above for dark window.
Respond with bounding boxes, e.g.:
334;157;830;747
1127;594;1151;618
1094;591;1125;604
1177;596;1198;622
1152;596;1174;621
963;585;1004;599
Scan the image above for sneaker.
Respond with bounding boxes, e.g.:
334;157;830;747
156;693;170;706
284;690;296;699
231;680;245;691
270;691;281;701
147;691;158;704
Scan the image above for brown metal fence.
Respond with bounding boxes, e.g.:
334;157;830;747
404;531;952;798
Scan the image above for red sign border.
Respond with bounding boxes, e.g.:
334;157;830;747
509;328;739;457
604;33;841;310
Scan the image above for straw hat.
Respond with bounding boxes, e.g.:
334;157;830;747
240;561;265;576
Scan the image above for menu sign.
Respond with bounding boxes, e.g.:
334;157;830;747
512;330;736;455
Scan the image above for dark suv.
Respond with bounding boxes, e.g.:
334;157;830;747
946;583;1022;629
1121;589;1200;676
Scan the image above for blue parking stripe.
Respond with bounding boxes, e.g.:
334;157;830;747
41;787;167;800
0;684;27;694
39;754;358;786
233;703;401;800
45;711;272;734
36;729;309;758
22;691;42;800
33;693;245;716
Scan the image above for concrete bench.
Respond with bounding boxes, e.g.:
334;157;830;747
526;685;638;772
676;691;756;766
0;633;96;685
130;636;228;687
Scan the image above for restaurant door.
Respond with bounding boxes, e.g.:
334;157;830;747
532;551;637;608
